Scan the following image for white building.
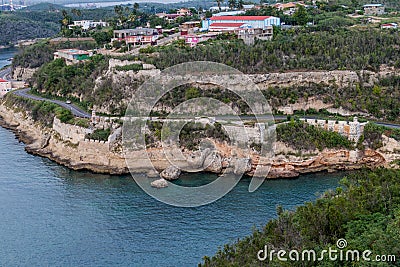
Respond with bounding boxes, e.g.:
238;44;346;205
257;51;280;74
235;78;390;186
300;117;366;142
209;6;230;12
54;49;93;65
381;23;398;29
363;4;385;15
202;16;281;31
0;79;12;97
68;20;109;30
213;11;245;16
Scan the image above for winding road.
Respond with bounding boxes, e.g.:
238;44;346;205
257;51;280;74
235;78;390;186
0;66;12;81
1;66;90;118
2;66;399;128
13;88;91;118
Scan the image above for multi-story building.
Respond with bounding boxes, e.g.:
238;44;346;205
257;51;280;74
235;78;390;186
300;117;366;142
238;26;274;45
177;8;192;16
202;16;281;31
113;28;159;46
54;49;93;65
363;4;385;15
68;20;109;30
0;79;12;97
180;21;201;35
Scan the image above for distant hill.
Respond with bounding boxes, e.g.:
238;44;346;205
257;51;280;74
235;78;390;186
22;2;66;11
0;13;59;45
333;0;400;9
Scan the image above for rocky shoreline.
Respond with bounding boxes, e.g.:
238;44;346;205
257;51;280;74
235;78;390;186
0;102;396;181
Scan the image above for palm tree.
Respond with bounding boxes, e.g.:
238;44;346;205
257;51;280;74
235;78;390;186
228;0;236;10
71;8;82;17
216;0;222;11
238;0;244;10
114;5;126;26
133;2;139;11
60;10;72;36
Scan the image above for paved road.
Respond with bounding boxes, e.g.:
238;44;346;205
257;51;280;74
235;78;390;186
3;66;399;128
0;66;12;80
156;33;180;46
0;68;91;118
13;88;91;118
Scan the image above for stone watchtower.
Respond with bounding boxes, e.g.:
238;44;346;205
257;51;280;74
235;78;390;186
91;109;98;124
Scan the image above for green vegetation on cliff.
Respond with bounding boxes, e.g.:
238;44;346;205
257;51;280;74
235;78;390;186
202;168;400;266
146;121;229;150
13;40;98;69
143;28;400;73
263;74;400;123
86;128;111;141
31;54;108;111
3;93;89;127
277;120;354;151
360;122;400;150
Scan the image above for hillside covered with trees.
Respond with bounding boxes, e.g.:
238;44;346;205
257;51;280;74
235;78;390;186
143;28;400;73
0;13;58;46
202;168;400;266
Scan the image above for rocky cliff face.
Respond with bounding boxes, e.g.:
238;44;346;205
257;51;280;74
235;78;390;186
0;103;394;180
94;66;399;116
12;66;38;81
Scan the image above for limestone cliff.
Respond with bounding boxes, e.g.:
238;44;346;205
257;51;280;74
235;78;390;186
12;66;38;81
0;103;396;179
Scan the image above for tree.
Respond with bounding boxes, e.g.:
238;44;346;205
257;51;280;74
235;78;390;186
60;10;72;37
114;5;126;26
238;0;244;9
228;0;236;9
216;0;222;11
71;8;82;17
293;5;309;25
133;2;139;11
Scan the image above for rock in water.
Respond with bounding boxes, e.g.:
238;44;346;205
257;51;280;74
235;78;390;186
160;165;181;180
151;178;169;188
204;152;223;173
234;158;252;175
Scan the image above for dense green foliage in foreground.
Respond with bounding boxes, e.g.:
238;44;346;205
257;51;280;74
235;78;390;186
202;168;400;266
144;28;400;73
277;120;354;151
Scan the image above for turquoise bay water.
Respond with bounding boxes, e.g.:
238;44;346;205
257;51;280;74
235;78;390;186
0;47;17;69
0;126;346;266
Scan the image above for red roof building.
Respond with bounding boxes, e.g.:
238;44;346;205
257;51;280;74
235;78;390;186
209;23;250;32
0;78;12;97
210;16;271;21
